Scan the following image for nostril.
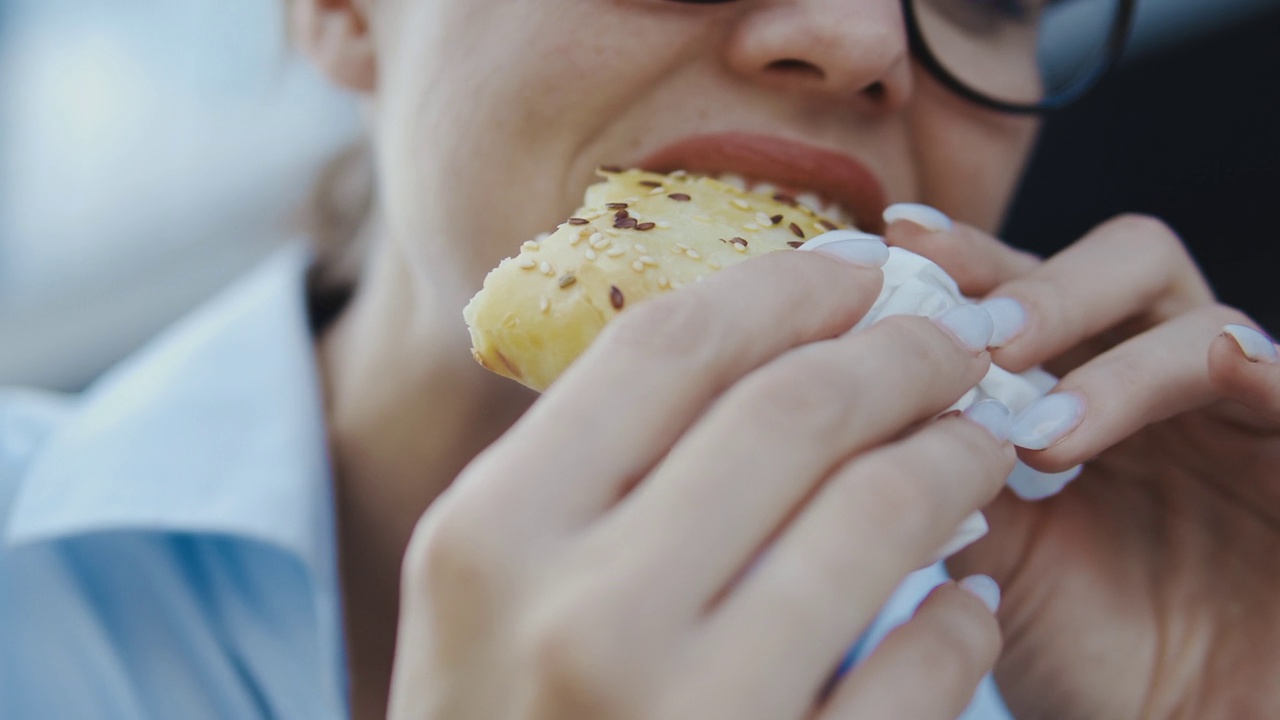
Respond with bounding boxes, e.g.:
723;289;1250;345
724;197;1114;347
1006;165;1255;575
864;81;887;101
766;58;825;80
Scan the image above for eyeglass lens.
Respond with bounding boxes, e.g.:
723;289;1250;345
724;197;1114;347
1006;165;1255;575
914;0;1122;106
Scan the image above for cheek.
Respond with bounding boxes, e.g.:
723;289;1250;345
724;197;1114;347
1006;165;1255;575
369;1;702;287
907;81;1039;233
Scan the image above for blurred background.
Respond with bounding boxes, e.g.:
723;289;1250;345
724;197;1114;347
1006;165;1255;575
1;0;1277;391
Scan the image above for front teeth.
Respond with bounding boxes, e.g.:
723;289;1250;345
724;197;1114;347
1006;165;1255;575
795;192;824;214
706;172;857;227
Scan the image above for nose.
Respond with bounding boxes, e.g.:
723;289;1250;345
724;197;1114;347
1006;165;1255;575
723;0;913;113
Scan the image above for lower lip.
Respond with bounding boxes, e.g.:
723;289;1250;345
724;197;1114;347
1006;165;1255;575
636;133;888;232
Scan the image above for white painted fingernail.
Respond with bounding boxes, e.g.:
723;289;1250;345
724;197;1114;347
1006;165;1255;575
933;304;995;354
959;574;1001;613
1010;393;1085;450
1223;324;1279;363
1006;460;1082;501
883;203;953;233
980;297;1028;348
931;511;988;565
963;399;1011;442
799;230;890;267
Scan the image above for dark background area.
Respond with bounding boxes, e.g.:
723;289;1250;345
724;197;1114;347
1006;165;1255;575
1006;5;1280;332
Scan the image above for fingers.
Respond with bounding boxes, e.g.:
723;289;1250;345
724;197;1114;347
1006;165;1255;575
816;578;1002;720
672;413;1013;720
1209;323;1280;421
1009;304;1251;471
592;311;994;614
473;248;887;531
883;205;1040;297
978;215;1216;373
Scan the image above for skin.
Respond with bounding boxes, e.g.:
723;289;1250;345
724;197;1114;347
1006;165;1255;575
289;0;1280;718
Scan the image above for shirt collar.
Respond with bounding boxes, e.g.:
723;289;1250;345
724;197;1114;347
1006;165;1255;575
4;243;336;580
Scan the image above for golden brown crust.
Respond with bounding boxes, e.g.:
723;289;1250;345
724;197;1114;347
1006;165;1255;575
463;169;847;391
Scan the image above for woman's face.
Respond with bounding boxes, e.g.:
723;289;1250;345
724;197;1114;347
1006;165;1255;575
358;0;1039;288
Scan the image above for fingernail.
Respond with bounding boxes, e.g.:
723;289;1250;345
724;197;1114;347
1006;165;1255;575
931;511;988;564
798;230;890;268
980;297;1027;348
1005;460;1082;501
933;304;995;354
1223;324;1279;363
883;203;953;233
963;399;1011;442
1010;393;1085;450
959;574;1001;613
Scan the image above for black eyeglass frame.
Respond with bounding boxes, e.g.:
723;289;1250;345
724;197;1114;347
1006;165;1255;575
901;0;1140;114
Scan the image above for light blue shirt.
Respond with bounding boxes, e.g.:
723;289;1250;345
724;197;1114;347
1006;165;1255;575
0;245;1010;719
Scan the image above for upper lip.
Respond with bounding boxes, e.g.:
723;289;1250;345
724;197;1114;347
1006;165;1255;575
636;132;889;233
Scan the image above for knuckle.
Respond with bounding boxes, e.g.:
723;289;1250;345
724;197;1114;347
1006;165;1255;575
1110;214;1189;265
403;493;504;602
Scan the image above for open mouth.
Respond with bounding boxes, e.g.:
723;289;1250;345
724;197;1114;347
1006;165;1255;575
684;171;857;228
635;132;889;234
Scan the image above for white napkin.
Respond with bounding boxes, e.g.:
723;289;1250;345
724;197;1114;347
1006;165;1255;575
856;247;1080;503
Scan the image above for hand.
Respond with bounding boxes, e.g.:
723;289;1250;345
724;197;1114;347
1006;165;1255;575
886;211;1280;719
388;245;1013;720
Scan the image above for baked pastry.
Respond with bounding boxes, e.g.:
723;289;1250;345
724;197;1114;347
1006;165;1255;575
463;168;848;391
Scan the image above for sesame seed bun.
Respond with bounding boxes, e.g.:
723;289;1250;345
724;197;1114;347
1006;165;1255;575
463;169;847;391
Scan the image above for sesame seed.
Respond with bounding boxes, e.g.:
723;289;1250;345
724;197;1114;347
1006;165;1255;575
675;242;691;252
639;180;662;188
585;248;598;261
607;247;626;257
639;255;658;267
522;240;541;251
600;165;623;173
708;260;721;270
658;275;670;289
820;220;838;231
771;214;784;225
668;193;692;202
591;236;610;249
610;285;625;309
569;232;583;246
607;202;629;210
615;217;638;229
518;257;537;269
539;295;550;313
788;241;804;248
604;229;620;236
634;244;648;254
540;261;553;275
534;232;552;242
743;223;760;231
730;237;749;247
773;193;798;207
558;273;577;289
755;212;773;226
632;260;646;273
589;232;604;245
636;222;656;231
686;249;701;260
732;199;751;210
670;169;688;177
568;217;589;225
648;187;665;196
813;222;829;233
789;222;805;239
656;221;671;229
733;243;747;253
